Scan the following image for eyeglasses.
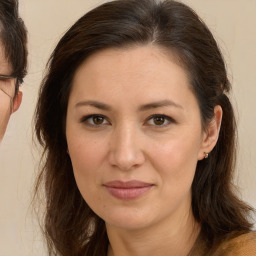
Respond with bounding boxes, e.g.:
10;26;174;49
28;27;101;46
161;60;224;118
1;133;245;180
0;74;17;99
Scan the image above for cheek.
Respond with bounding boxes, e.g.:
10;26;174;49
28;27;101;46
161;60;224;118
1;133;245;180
148;133;201;188
68;134;107;171
67;136;110;218
67;134;107;195
149;140;198;212
151;133;200;166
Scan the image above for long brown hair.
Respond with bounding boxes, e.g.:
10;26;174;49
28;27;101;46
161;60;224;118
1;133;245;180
34;0;254;255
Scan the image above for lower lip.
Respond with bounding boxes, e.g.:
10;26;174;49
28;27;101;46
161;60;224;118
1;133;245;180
105;186;153;200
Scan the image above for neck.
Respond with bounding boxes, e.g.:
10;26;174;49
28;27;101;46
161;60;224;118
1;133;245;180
107;208;200;256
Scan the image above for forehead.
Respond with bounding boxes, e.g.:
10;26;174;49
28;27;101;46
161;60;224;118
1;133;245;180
71;45;193;102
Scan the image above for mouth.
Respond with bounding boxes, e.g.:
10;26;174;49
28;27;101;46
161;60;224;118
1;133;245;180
103;180;154;200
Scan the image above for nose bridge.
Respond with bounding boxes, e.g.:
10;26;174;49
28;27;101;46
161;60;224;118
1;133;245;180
108;122;145;170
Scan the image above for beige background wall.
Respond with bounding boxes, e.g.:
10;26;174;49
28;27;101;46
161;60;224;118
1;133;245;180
0;0;255;255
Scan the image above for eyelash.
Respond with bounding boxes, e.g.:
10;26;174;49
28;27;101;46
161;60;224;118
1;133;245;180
80;114;175;128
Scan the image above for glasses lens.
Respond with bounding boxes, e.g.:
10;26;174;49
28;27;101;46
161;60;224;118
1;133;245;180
0;77;15;98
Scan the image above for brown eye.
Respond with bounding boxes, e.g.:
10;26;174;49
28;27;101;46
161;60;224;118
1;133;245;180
153;116;165;125
93;116;104;125
147;115;174;127
81;114;109;126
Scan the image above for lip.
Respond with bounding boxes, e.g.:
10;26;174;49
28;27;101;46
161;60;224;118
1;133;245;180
103;180;153;200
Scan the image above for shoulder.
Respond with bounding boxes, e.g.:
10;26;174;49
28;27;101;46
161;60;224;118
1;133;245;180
214;231;256;256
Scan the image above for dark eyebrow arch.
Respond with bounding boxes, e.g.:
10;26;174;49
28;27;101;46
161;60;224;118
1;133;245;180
75;100;112;111
139;99;183;111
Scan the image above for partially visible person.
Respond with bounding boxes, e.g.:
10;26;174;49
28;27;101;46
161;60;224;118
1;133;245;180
0;0;27;142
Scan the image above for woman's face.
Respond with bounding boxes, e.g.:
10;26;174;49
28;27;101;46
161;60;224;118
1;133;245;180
66;45;213;231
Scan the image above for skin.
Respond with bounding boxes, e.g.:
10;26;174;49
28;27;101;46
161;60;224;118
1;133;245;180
66;45;222;256
0;43;22;142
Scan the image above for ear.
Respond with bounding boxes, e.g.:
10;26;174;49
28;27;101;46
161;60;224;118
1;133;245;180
198;105;223;160
12;90;23;113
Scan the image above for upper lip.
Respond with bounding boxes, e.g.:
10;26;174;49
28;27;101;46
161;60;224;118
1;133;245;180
103;180;153;188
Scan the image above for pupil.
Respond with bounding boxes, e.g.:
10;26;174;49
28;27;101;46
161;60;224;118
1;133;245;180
154;117;164;125
93;116;103;125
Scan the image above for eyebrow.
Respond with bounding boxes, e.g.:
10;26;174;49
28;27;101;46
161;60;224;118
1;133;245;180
75;100;112;111
138;99;183;111
75;99;183;112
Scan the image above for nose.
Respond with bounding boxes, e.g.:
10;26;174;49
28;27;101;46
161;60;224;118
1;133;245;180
108;125;145;171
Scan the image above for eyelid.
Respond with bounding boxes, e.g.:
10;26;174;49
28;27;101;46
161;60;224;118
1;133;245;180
145;114;176;127
0;75;15;80
80;114;110;126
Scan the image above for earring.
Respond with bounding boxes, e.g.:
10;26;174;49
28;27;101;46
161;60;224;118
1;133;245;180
204;152;209;159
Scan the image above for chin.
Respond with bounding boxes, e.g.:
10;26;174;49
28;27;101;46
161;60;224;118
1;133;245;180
101;208;155;231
